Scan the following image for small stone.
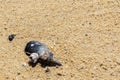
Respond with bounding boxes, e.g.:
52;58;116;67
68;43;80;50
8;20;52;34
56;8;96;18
45;67;50;73
8;34;16;41
89;22;92;25
22;62;27;67
17;72;21;75
4;28;7;30
57;73;63;76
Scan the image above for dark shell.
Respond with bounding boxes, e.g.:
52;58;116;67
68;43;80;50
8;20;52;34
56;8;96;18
24;41;49;56
24;41;62;66
8;34;16;41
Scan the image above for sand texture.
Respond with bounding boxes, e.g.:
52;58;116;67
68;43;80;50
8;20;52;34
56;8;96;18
0;0;120;80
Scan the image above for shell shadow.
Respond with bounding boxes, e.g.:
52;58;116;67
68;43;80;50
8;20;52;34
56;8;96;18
28;59;62;68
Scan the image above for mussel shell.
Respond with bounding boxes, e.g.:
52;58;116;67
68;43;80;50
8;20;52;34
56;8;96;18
24;41;48;56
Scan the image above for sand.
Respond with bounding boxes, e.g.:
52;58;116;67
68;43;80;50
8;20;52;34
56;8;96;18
0;0;120;80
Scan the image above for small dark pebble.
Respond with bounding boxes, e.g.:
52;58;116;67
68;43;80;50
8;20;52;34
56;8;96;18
89;22;92;25
100;63;103;67
57;73;63;76
8;34;16;41
4;28;7;30
17;72;21;75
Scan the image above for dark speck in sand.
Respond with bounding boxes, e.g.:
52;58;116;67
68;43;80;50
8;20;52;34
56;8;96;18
8;34;16;41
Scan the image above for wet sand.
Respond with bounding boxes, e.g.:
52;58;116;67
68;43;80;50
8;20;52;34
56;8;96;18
0;0;120;80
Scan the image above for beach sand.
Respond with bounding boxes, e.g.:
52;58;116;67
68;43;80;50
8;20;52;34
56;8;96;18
0;0;120;80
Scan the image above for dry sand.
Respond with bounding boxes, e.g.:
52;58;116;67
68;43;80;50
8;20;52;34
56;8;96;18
0;0;120;80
